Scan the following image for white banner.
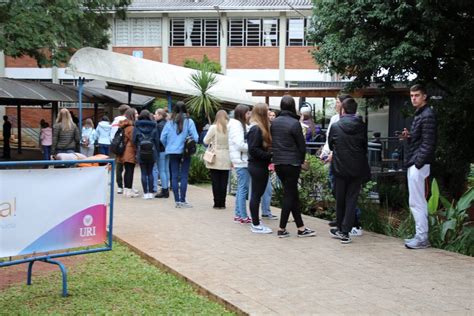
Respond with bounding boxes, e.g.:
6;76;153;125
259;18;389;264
0;166;108;258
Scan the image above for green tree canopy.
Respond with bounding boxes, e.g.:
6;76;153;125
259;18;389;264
0;0;130;67
308;0;474;197
183;55;222;74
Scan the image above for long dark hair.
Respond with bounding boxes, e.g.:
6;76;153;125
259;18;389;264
171;101;188;134
138;109;152;121
280;95;296;114
234;104;249;132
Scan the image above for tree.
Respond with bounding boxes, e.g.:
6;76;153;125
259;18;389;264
186;67;221;124
183;55;222;74
308;0;474;197
0;0;130;67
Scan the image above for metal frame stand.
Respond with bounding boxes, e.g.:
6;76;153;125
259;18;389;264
27;258;68;297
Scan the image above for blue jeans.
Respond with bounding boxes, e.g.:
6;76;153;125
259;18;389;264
235;167;250;219
140;162;154;194
159;152;170;190
42;146;51;161
261;176;273;216
98;144;110;155
169;154;191;203
152;162;159;192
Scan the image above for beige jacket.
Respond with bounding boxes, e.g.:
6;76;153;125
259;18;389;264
204;124;231;170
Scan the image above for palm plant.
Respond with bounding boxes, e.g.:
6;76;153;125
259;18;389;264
186;66;221;124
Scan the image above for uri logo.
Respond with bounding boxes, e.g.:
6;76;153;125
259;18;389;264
80;214;96;237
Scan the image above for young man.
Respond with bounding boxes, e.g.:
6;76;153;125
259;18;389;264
111;104;131;194
2;115;12;160
402;84;437;249
328;98;370;244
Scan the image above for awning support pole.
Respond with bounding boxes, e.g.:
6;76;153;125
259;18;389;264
78;77;85;132
167;91;172;112
16;104;22;154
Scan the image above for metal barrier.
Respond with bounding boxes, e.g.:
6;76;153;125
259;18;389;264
0;159;115;297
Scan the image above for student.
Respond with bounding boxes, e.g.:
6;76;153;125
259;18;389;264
111;104;131;194
247;103;273;234
204;110;232;209
153;109;170;198
271;96;316;238
118;108;139;198
52;108;80;155
160;101;199;208
328;98;370;244
228;104;252;224
133;110;158;200
2;115;11;159
80;118;97;157
261;110;278;220
96;116;112;155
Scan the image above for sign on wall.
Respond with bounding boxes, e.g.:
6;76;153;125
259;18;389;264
0;167;108;258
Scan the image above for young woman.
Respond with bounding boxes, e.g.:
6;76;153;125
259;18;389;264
80;118;97;157
52;108;80;155
133;109;158;200
228;104;251;223
160;101;199;208
95;115;112;155
204;110;231;209
270;95;316;238
118;108;138;198
247;103;273;234
153;109;170;198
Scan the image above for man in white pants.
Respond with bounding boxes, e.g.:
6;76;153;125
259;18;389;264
402;84;437;249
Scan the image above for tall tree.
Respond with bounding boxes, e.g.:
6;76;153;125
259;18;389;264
308;0;474;197
0;0;130;67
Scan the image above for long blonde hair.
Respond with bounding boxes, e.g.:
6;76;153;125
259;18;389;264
56;108;75;131
214;110;228;134
250;103;271;149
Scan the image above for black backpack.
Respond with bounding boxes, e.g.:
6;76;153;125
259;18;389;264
139;134;155;162
183;119;196;158
111;128;126;155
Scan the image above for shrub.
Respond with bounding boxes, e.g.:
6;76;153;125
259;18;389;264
188;145;210;184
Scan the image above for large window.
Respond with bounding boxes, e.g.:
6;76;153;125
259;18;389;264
114;18;162;46
287;18;312;46
228;18;279;46
170;18;219;46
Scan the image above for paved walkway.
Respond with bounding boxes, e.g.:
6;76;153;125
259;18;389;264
113;180;473;315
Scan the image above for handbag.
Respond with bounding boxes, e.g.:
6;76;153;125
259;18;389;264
203;132;216;164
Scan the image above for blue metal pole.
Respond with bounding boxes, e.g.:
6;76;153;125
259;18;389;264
78;77;84;132
167;91;172;112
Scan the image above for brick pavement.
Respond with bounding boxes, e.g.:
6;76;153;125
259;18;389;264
113;181;474;315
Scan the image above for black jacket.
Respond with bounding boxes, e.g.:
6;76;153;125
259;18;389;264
156;118;167;152
270;111;306;165
247;125;272;167
329;115;370;179
405;105;437;169
132;120;158;163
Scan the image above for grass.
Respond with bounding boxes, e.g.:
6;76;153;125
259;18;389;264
0;242;234;315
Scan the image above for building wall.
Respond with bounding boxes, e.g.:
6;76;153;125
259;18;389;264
6;55;39;68
285;47;318;69
112;47;162;62
168;47;220;67
227;47;279;69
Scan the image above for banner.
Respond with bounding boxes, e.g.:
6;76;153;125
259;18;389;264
0;166;108;258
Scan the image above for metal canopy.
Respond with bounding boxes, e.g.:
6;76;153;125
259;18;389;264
66;47;279;109
0;78;155;106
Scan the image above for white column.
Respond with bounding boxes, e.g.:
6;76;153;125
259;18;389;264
220;13;227;74
107;16;114;51
0;50;5;77
278;12;287;87
162;14;169;63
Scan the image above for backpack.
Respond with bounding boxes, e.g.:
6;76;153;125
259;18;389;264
183;119;196;158
110;127;126;155
138;134;155;162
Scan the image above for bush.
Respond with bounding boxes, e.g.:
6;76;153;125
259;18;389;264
188;145;210;184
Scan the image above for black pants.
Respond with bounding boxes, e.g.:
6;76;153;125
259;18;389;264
116;161;124;189
3;138;10;159
140;162;154;193
275;165;304;229
248;163;269;226
124;162;135;189
209;169;229;208
335;176;362;233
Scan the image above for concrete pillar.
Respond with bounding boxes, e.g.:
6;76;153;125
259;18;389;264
278;13;287;87
52;66;59;84
0;50;5;77
162;14;169;63
219;13;228;74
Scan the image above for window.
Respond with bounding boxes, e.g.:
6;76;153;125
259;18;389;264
287;18;313;46
170;18;220;46
114;18;162;46
228;18;279;47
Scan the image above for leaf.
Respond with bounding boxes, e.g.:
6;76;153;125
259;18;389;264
455;188;474;212
439;195;452;211
441;219;456;241
428;178;439;215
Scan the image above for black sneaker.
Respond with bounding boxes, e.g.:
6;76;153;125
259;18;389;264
328;220;337;227
329;228;344;239
297;227;316;237
277;229;290;238
340;233;352;244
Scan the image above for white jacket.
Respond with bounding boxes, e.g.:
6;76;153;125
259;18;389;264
228;118;249;168
321;113;340;156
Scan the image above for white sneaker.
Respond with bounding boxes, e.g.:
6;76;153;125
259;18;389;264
349;227;363;237
117;187;123;194
180;202;193;208
143;193;153;200
250;223;273;234
125;188;139;198
132;188;139;194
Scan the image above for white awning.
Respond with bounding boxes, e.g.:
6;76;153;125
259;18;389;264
66;47;281;109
